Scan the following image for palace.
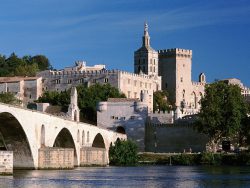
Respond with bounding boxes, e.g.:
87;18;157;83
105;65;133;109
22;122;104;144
37;23;207;113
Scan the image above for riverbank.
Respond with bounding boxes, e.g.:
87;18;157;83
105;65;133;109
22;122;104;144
138;152;250;166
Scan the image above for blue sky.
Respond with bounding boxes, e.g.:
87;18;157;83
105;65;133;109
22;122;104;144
0;0;250;86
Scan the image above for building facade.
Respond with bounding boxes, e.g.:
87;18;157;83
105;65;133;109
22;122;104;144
97;97;148;151
0;77;43;105
38;64;161;112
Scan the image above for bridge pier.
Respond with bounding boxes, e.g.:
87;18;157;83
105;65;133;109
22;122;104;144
38;147;74;169
80;147;107;166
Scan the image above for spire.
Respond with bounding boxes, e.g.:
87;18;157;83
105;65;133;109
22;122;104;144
144;22;149;36
142;22;150;47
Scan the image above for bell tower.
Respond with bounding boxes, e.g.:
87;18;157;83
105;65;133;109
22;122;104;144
134;22;158;76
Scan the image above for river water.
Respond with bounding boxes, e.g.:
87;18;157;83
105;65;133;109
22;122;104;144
1;166;250;188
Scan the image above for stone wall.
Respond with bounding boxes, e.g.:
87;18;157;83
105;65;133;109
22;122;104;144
80;147;107;166
0;151;13;175
149;111;174;124
145;121;209;153
38;147;74;169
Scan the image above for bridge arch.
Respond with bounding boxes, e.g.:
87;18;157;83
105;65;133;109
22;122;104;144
0;112;35;169
53;128;78;166
116;126;126;134
92;133;106;148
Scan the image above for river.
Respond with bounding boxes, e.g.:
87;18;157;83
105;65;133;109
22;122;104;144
1;166;250;188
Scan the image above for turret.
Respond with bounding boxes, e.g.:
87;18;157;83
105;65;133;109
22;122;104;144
199;73;206;83
174;106;182;120
67;87;80;122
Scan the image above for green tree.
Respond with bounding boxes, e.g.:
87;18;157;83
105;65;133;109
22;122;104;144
31;55;53;71
0;53;52;77
77;84;126;123
0;92;21;105
36;84;125;124
153;90;170;112
109;139;138;166
194;81;248;151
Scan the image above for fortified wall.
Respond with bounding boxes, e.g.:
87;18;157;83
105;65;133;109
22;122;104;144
145;117;209;153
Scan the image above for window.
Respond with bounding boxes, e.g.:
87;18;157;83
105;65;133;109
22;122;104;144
128;79;131;84
140;82;143;87
153;67;155;72
130;116;135;120
145;83;147;89
67;79;72;84
56;79;60;84
92;79;96;83
150;59;152;64
111;116;115;119
104;78;108;83
82;130;85;146
150;66;152;72
128;91;131;98
87;131;89;143
181;77;183;82
134;80;137;86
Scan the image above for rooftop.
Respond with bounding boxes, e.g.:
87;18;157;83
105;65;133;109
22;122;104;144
0;77;41;83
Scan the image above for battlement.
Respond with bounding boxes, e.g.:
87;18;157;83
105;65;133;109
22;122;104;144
158;48;192;58
46;69;119;77
192;81;206;86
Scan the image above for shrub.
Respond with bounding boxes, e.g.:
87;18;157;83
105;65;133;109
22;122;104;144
109;139;138;166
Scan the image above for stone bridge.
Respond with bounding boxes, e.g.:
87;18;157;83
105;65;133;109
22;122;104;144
0;103;126;169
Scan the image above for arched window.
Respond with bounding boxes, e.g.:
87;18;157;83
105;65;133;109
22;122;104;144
191;92;196;109
82;130;85;146
41;125;45;147
87;131;90;143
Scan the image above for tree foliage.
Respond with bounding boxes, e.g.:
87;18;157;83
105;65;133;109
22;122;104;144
194;81;248;150
0;53;52;77
109;139;138;166
77;83;126;123
0;92;21;105
153;90;170;112
36;83;126;124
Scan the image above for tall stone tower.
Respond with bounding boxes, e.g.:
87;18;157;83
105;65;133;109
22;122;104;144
134;23;158;76
67;87;80;122
158;48;193;107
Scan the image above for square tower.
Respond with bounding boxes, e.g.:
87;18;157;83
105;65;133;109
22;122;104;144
158;48;192;107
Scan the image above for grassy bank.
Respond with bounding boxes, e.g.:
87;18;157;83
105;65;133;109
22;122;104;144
138;152;250;166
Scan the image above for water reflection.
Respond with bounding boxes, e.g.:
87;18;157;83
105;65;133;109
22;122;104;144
0;166;250;188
